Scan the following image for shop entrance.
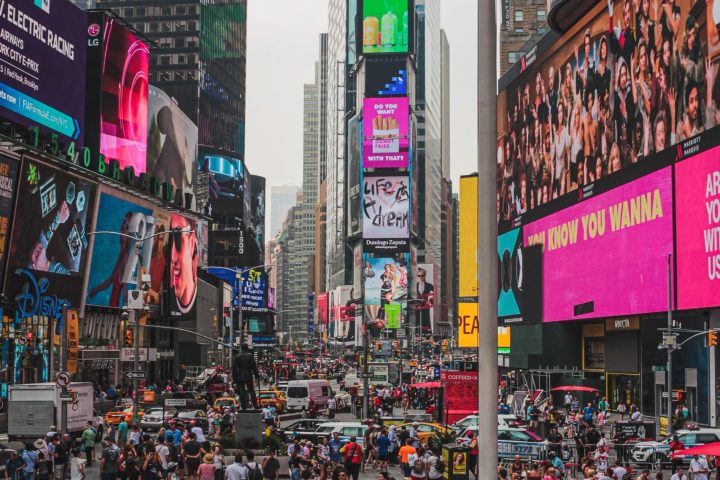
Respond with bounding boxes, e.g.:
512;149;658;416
608;373;640;411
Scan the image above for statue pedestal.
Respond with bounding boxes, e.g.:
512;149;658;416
235;409;263;446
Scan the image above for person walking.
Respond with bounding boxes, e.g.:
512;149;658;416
261;451;280;480
342;437;363;480
398;439;417;478
82;421;98;467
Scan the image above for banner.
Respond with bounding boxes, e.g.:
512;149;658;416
362;98;409;168
165;214;198;318
361;0;411;55
365;59;407;97
348;115;362;236
524;167;673;321
317;293;328;326
364;254;408;338
497;229;543;325
363;175;410;239
385;304;401;329
66;309;79;374
441;370;478;412
459;175;478;297
457;302;478;348
0;156;19;290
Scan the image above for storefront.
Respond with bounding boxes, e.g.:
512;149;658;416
77;350;120;386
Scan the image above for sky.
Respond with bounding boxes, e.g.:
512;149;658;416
245;0;479;205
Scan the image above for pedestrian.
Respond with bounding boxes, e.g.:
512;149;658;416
34;453;53;480
211;446;224;480
261;451;280;480
182;432;204;480
118;419;129;450
139;450;160;480
19;444;37;480
689;454;710;480
328;433;344;466
398;438;417;478
50;435;68;480
198;454;216;480
100;437;121;480
341;437;363;480
130;426;141;447
375;428;390;473
69;449;85;480
245;451;262;480
82;421;98;467
4;451;26;480
670;467;688;480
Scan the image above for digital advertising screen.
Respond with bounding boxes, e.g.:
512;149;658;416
497;228;542;326
5;158;97;307
414;263;435;333
147;86;198;207
523;167;673;322
459;175;478;298
361;0;410;55
331;285;355;344
0;155;19;289
364;254;408;337
317;292;328;326
240;268;265;311
251;175;266;257
0;0;86;144
86;191;156;308
675;145;720;310
348;115;362;236
165;213;198;318
198;148;245;216
363;97;409;169
497;0;715;234
362;174;410;240
95;17;149;175
200;2;247;60
365;59;407;97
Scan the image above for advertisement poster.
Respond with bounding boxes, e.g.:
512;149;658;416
241;268;266;311
198;148;245;215
441;369;478;412
5;159;96;307
365;59;407;97
200;2;246;60
361;0;410;55
97;18;149;174
149;208;171;308
363;175;409;239
86;192;156;308
165;214;198;318
676;146;720;310
348;115;362;236
452;452;467;475
331;286;354;343
364;254;407;337
457;303;478;348
523;167;673;322
414;263;435;333
0;156;19;287
363;97;409;168
317;292;328;326
497;0;713;233
251;175;266;257
353;244;363;294
147;86;198;207
459;175;478;297
497;228;543;326
0;0;86;144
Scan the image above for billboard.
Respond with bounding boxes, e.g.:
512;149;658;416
166;214;198;318
497;0;715;233
0;0;86;144
86;192;155;308
675;145;720;310
200;2;247;60
523;167;673;322
5;158;96;307
363;97;409;168
497;228;543;326
199;148;246;216
240;268;266;311
94;17;149;175
459;175;478;297
457;302;478;348
365;59;407;97
331;286;355;343
348;115;362;236
363;175;410;240
147;86;198;207
361;0;410;55
364;254;408;337
0;156;19;288
414;263;435;333
251;175;266;257
317;292;328;327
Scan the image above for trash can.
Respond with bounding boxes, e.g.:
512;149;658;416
441;444;471;480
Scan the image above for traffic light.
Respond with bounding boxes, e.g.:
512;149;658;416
124;328;134;347
709;331;718;348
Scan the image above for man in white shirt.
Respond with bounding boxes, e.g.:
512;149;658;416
690;455;709;480
191;425;206;443
670;467;688;480
155;440;170;472
630;407;643;422
564;392;572;410
226;454;248;480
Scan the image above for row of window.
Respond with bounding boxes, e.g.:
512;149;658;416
122;5;198;17
512;8;545;33
136;21;198;34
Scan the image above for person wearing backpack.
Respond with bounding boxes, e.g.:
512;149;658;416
82;422;98;467
35;452;53;480
50;435;68;480
245;451;263;480
341;437;363;480
100;437;121;480
427;447;443;480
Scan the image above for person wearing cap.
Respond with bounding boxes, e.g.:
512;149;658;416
197;454;215;480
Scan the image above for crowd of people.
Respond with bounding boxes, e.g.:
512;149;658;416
498;0;720;227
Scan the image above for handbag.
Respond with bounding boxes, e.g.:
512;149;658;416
344;445;358;470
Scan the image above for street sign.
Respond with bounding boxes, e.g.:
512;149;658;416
126;371;146;380
55;372;71;388
165;398;187;407
359;373;372;378
59;394;73;402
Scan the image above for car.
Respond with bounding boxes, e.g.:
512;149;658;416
631;428;720;465
457;426;547;461
278;419;327;442
258;391;287;412
140;407;177;430
213;396;238;411
398;422;452;443
314;422;369;446
449;414;523;431
105;406;144;426
403;413;433;423
175;410;209;430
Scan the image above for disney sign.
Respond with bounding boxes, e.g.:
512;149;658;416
14;268;70;325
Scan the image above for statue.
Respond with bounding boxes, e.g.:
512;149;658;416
233;343;259;410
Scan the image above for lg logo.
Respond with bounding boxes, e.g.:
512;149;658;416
88;23;100;47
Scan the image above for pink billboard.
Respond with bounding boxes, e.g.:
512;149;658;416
523;168;673;322
676;147;720;310
363;97;409;169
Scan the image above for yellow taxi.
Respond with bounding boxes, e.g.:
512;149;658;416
105;406;144;426
398;422;451;443
213;396;238;410
258;390;287;412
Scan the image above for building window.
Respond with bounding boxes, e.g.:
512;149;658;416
136;7;145;16
537;9;546;21
508;52;517;64
514;10;523;22
583;337;605;370
160;56;170;66
149;22;158;32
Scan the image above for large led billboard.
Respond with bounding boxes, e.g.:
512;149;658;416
363;97;409;168
166;214;198;318
91;16;149;175
251;175;266;257
365;60;407;97
200;2;247;60
364;254;408;338
86;191;157;308
198;148;246;216
147;86;198;208
523;167;673;322
459;175;478;298
362;174;410;240
348;115;362;236
497;0;716;234
0;156;19;289
5;158;96;307
0;0;86;144
361;0;410;55
676;145;720;310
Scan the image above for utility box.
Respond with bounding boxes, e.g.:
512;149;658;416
441;444;470;480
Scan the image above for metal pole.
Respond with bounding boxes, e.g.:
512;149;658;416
132;243;143;426
477;0;498;475
363;323;369;420
60;303;68;435
238;271;245;348
667;253;673;436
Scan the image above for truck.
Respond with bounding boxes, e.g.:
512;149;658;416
8;382;94;439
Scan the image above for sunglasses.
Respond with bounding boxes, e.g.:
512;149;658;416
171;227;191;252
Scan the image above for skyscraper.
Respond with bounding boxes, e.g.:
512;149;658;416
269;185;301;240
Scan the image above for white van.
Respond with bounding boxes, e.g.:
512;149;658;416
286;379;334;410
